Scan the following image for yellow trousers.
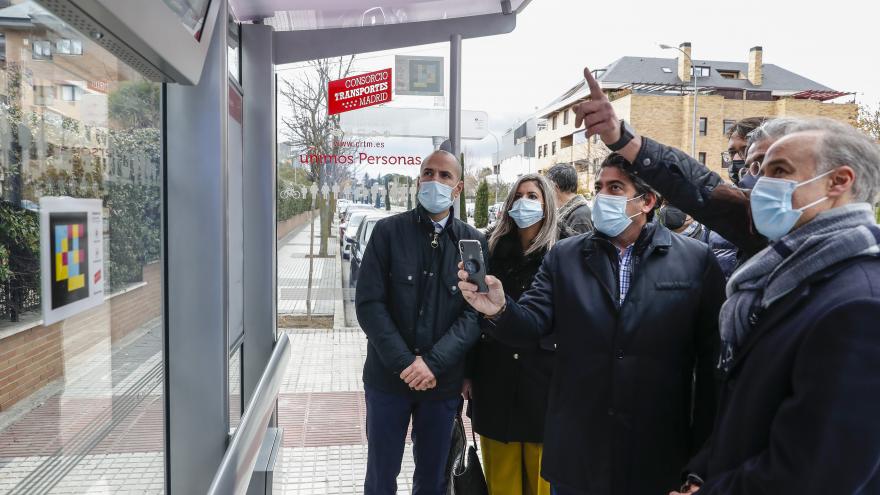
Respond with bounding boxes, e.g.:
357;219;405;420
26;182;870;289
479;435;551;495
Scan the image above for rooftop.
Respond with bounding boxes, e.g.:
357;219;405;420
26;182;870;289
536;49;851;118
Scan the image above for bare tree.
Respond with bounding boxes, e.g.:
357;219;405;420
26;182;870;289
278;56;362;256
856;103;880;143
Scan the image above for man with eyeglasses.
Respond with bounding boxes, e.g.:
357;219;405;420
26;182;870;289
722;117;767;188
573;66;880;494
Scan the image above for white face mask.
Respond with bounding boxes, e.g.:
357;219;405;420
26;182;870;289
508;198;544;228
591;193;644;237
750;170;833;241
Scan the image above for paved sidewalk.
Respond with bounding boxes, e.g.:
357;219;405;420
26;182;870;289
274;327;475;495
278;216;340;317
0;320;165;494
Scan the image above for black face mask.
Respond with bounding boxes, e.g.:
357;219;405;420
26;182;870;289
659;205;687;230
738;173;758;190
727;159;746;185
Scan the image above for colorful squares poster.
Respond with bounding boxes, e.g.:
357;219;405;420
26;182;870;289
49;213;89;309
40;198;104;326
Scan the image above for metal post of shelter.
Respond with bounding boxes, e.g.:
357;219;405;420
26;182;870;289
449;34;462;220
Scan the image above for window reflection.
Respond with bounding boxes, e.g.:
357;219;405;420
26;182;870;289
0;1;164;492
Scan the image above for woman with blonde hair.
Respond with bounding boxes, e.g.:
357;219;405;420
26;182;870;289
463;173;576;495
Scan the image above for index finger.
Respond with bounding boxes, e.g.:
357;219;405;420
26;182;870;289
583;67;604;101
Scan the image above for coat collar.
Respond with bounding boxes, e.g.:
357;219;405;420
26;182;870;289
579;221;670;306
581;221;670;259
415;204;456;232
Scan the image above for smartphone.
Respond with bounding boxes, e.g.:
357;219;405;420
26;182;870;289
458;239;488;293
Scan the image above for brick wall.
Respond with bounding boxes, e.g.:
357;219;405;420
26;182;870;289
277;210;318;240
0;262;162;411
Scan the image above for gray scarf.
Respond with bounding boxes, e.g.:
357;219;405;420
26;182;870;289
718;203;880;372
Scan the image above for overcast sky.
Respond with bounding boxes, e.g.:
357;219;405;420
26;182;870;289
277;0;880;179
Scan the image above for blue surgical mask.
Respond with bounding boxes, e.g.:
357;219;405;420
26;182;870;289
418;180;454;214
508;198;544;228
750;171;832;241
591;193;644;237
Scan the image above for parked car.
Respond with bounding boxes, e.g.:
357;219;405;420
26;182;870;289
487;202;504;227
349;214;384;288
339;205;374;246
341;202;368;221
336;199;350;218
342;210;381;260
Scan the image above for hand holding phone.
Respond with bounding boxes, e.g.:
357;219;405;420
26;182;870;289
458;240;488;293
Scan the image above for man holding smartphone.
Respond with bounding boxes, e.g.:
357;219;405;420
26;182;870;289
356;150;488;495
457;148;725;494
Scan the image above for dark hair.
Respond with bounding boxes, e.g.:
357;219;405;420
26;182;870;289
725;116;769;139
545;163;579;193
599;153;657;221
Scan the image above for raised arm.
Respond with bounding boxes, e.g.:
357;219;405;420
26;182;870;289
573;67;767;257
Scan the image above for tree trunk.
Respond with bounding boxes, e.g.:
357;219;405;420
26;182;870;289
318;192;329;256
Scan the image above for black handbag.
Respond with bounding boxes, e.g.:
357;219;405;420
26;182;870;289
448;400;489;495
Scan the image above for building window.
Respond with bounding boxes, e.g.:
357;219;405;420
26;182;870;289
698;152;707;164
563;109;569;126
661;67;673;73
551;141;557;155
723;119;736;135
718;70;739;79
538;146;542;158
691;66;710;78
699;117;708;136
33;85;54;105
32;40;52;60
561;135;573;149
56;39;83;55
552;115;558;130
60;85;83;102
543;144;548;156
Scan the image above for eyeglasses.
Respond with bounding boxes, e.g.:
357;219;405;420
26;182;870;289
721;150;746;168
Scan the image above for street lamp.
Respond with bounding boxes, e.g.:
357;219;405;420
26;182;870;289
488;131;501;203
660;43;698;157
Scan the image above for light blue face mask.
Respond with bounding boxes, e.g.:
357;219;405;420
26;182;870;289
508;198;544;228
750;171;832;241
591;193;644;237
418;180;455;214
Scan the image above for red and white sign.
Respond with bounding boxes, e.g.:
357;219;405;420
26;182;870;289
328;68;392;115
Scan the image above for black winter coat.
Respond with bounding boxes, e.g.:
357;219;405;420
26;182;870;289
488;222;725;495
627;135;880;492
355;206;488;400
685;252;880;494
626;136;768;264
468;223;573;443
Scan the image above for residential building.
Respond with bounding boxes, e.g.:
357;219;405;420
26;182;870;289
534;43;858;189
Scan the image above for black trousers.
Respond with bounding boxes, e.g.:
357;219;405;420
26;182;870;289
364;385;459;495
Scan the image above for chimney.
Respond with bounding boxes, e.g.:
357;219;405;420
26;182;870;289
748;46;763;86
677;42;692;83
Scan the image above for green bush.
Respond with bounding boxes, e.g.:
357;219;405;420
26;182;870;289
0;202;40;319
475;180;489;228
277;181;313;221
106;183;161;291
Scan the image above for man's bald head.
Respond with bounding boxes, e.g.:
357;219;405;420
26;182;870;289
421;150;462;180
